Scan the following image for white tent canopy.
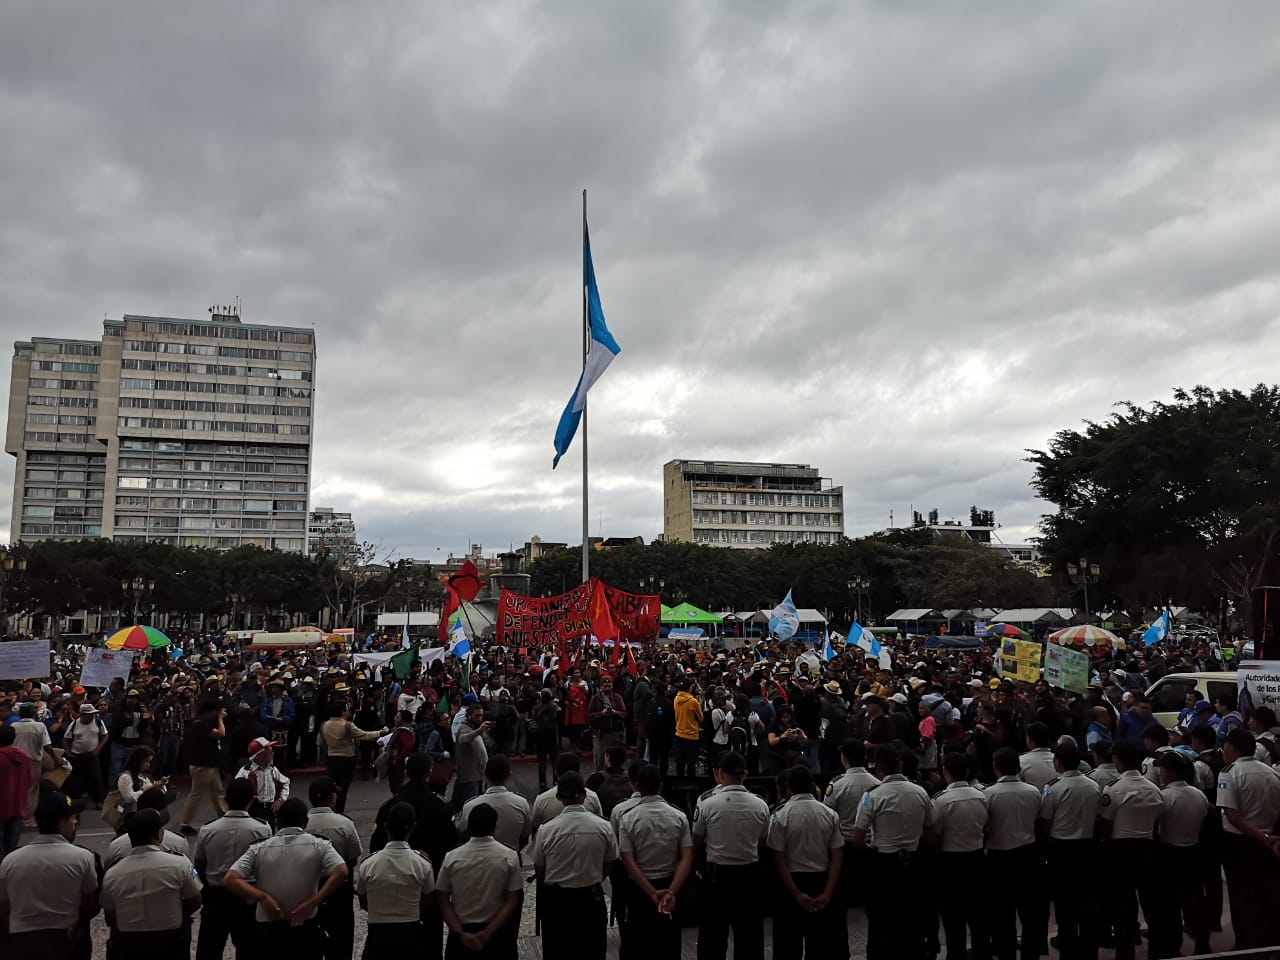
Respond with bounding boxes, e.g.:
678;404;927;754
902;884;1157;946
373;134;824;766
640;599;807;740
376;611;440;627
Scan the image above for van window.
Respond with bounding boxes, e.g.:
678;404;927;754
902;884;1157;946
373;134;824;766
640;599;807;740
1206;681;1237;709
1150;679;1195;713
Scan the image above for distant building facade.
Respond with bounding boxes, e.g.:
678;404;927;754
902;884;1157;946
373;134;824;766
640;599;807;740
6;310;316;551
307;507;356;558
663;459;844;549
910;507;1042;569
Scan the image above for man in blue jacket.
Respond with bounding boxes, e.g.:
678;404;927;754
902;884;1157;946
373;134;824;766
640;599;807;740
260;677;295;770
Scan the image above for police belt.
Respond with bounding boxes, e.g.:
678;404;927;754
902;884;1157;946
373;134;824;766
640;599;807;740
874;848;918;862
544;881;604;894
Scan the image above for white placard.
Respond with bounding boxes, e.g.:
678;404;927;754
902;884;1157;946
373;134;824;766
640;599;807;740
79;648;139;689
0;639;52;680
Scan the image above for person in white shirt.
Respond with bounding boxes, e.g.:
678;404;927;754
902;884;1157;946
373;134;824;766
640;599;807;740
235;738;290;827
356;802;435;956
11;703;54;819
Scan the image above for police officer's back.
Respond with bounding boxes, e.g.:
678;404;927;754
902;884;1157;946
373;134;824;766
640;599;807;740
101;808;201;953
355;801;436;956
192;778;271;960
928;753;989;960
457;755;531;853
306;776;363;960
1215;728;1280;950
985;747;1048;960
693;750;769;960
1151;752;1212;957
436;802;524;960
0;790;97;960
1098;741;1162;960
1037;740;1101;960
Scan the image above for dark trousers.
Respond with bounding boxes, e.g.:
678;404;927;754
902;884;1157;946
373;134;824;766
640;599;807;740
650;740;671;777
541;883;606;960
316;882;354;960
987;845;1046;960
868;851;920;960
1198;834;1224;932
774;870;848;960
620;875;680;959
446;921;516;960
327;756;356;813
364;921;423;958
5;929;81;960
110;928;187;956
68;751;105;803
697;863;764;960
1105;838;1155;960
1222;832;1280;950
253;919;323;957
938;850;986;960
1148;845;1206;958
197;884;255;960
1049;839;1102;960
675;738;700;777
837;842;872;908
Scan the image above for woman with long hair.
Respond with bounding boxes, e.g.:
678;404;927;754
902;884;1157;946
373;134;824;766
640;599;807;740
317;700;384;813
114;745;166;834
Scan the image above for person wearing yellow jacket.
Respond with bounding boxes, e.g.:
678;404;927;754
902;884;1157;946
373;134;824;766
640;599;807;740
673;679;704;778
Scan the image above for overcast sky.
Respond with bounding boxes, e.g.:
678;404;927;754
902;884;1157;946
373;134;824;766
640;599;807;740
3;2;1279;561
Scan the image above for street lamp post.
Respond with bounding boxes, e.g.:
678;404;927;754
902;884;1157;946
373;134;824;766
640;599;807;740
640;576;665;597
1065;558;1101;617
119;576;155;627
847;576;870;624
0;548;28;637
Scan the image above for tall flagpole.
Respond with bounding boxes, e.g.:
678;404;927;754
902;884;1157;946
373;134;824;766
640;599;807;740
581;188;590;584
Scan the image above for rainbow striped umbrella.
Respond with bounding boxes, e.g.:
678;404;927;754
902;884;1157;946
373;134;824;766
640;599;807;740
105;625;172;650
986;623;1031;640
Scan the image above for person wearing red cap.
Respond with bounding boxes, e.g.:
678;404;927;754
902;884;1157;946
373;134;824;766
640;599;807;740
236;737;290;828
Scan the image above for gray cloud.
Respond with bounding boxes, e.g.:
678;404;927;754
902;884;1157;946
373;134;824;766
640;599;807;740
3;2;1279;558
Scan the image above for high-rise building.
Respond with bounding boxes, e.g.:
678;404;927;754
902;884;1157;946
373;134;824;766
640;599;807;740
307;507;356;558
663;459;844;548
6;309;316;551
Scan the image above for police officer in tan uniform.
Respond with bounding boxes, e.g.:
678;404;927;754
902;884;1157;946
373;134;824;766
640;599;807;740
618;764;693;958
693;750;769;960
193;778;271;960
984;747;1045;960
1037;740;1101;960
306;776;363;960
457;755;532;853
928;753;989;960
768;764;846;960
1151;752;1211;958
355;802;435;957
824;739;879;909
435;803;523;960
101;808;202;954
1216;728;1280;950
530;772;617;960
1098;741;1162;960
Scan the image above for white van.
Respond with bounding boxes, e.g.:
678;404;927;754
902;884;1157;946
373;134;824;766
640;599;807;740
1145;672;1238;729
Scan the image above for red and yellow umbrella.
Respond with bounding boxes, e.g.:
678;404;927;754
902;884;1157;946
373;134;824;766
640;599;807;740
105;625;172;650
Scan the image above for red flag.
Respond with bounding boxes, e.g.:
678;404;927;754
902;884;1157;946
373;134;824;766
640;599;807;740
588;580;620;665
439;585;459;643
624;639;638;677
446;560;483;604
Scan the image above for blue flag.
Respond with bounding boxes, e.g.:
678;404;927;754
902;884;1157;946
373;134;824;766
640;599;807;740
447;619;472;659
768;590;800;641
821;628;835;662
1141;609;1171;647
553;224;621;468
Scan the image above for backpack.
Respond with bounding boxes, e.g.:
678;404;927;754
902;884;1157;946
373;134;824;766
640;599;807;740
727;714;753;756
595;771;632;818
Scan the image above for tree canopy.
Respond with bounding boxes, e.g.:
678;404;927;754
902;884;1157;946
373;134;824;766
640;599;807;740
1029;384;1280;625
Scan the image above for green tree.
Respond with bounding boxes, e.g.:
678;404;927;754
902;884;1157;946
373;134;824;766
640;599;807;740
1029;384;1280;626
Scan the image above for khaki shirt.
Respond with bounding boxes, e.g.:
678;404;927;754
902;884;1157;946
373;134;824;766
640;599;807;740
1087;764;1120;790
852;774;930;853
824;768;880;841
529;786;603;837
102;846;200;932
435;837;522;925
609;793;642;837
692;784;769;866
929;782;988;852
229;827;346;921
306;807;363;865
767;794;843;873
529;805;618;887
983;775;1041;851
0;834;97;933
193;811;272;887
1039;770;1100;840
105;828;190;869
1019;749;1057;791
1159;780;1210;847
618;796;692;880
1217;755;1280;834
1100;770;1163;839
354;841;435;923
458;787;532;852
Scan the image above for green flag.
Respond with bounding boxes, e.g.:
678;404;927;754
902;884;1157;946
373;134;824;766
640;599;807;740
389;643;419;680
436;691;449;714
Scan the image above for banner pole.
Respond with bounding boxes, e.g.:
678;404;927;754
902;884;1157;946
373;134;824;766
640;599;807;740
581;188;590;586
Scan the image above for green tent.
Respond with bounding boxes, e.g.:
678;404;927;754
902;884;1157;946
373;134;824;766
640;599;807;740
661;602;723;625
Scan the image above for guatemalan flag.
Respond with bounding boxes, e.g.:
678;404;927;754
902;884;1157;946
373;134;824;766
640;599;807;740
447;619;472;659
851;621;892;669
768;590;800;641
553;223;621;468
1141;609;1171;647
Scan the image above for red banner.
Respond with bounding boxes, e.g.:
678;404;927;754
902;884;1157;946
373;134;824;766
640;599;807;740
495;579;660;649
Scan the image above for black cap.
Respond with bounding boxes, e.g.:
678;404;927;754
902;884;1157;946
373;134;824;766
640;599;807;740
35;790;87;824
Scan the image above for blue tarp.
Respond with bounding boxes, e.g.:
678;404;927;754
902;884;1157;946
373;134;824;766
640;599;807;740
924;636;982;650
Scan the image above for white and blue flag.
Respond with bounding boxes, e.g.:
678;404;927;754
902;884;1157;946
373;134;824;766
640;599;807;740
401;620;411;650
851;621;892;668
821;628;836;662
768;590;800;641
553;224;621;468
447;619;472;659
1141;609;1171;647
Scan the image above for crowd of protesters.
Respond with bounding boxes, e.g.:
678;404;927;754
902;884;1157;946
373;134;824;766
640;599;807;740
0;622;1276;959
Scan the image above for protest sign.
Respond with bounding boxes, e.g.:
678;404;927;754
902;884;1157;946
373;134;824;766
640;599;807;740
496;579;657;649
0;639;51;680
1044;643;1089;694
1000;639;1042;683
1236;661;1280;717
80;648;138;689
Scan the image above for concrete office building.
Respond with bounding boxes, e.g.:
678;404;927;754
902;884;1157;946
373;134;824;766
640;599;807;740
7;308;316;551
663;459;844;548
307;507;356;558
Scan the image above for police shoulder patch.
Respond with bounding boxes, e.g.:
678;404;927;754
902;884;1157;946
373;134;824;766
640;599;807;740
1100;793;1112;807
859;793;872;808
825;782;834;797
692;805;700;822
